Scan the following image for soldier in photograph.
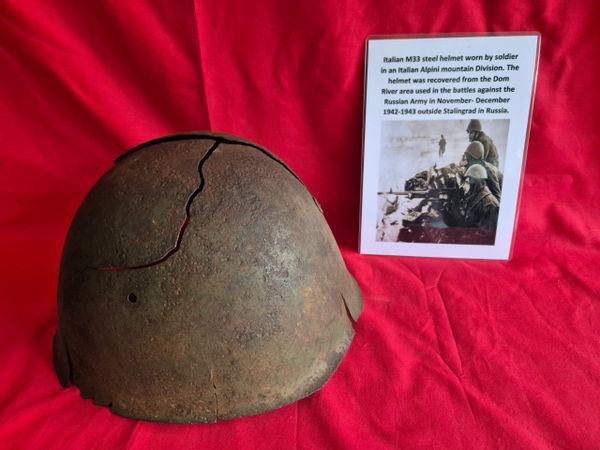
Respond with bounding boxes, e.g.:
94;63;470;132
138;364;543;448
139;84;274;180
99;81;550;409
438;134;446;158
460;141;502;201
466;119;499;167
461;164;500;230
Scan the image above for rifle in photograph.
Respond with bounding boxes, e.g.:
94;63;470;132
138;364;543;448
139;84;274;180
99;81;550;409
377;188;457;199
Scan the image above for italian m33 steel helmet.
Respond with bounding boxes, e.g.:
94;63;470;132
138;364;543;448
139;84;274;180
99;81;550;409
54;132;362;423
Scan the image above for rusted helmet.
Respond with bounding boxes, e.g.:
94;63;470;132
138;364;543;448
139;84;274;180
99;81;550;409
54;132;362;424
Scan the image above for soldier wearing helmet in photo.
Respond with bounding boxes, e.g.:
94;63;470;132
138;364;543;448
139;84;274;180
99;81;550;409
466;119;499;168
460;141;503;202
461;164;500;230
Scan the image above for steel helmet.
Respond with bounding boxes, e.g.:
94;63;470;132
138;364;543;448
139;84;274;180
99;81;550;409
465;163;488;179
465;141;485;159
54;132;363;423
466;119;482;132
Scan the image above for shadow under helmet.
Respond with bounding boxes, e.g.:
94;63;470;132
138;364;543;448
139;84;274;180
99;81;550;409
54;132;362;424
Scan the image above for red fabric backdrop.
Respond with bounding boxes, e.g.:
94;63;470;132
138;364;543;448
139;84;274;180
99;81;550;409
1;1;599;448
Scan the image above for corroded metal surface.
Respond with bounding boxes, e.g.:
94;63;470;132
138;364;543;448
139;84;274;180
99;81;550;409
54;132;363;423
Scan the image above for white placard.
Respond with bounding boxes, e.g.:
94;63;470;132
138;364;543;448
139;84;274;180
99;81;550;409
360;34;539;260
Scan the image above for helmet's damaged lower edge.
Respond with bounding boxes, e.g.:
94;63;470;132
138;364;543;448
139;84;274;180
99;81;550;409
214;325;356;423
53;332;72;388
57;299;357;425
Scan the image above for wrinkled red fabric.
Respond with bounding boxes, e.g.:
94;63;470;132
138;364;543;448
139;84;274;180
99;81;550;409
1;1;599;448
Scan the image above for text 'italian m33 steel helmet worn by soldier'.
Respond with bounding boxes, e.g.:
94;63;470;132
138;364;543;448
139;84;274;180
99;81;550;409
54;132;363;424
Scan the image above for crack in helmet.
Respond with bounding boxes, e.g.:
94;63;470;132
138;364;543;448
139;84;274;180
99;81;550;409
54;132;363;424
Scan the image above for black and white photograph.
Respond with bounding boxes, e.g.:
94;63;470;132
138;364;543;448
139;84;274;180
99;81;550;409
360;35;538;259
376;119;509;245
